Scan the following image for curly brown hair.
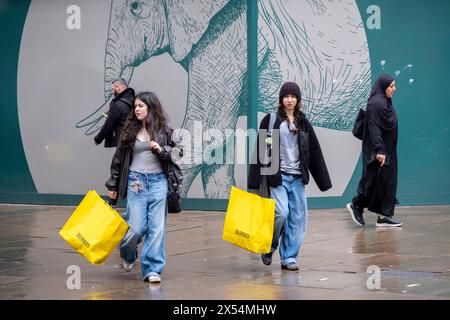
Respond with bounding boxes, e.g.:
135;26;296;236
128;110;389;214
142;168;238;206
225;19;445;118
119;91;169;147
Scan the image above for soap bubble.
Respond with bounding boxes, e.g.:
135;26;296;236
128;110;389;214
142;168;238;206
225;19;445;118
394;70;401;77
409;78;414;85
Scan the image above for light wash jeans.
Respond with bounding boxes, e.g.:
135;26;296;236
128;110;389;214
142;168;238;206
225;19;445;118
269;174;308;266
120;171;168;280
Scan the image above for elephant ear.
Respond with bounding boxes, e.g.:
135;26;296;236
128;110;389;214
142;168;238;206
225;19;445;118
165;0;230;62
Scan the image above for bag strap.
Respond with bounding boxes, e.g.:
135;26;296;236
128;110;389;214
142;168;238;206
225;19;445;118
268;112;276;135
263;112;276;166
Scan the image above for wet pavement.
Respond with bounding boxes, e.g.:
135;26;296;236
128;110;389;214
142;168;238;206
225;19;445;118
0;203;449;300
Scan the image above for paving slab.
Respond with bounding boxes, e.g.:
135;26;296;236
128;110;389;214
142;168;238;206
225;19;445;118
0;204;449;300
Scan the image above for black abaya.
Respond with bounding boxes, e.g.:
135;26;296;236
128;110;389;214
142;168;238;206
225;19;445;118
355;75;398;217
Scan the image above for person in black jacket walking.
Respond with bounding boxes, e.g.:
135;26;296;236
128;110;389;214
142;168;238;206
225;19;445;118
94;78;135;148
346;74;403;227
248;81;332;271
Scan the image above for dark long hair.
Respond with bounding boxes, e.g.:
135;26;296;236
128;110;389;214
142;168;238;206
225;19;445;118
120;91;169;147
277;97;303;133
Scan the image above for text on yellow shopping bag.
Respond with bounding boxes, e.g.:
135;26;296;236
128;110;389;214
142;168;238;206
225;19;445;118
222;186;275;253
59;190;129;265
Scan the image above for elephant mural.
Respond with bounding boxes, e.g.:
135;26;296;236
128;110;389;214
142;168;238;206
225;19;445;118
75;0;371;199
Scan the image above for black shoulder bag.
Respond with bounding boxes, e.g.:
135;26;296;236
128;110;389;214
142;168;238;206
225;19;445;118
352;109;365;140
167;162;183;213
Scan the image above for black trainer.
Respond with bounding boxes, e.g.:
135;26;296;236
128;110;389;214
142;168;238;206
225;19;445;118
261;252;273;266
376;216;403;227
346;202;365;226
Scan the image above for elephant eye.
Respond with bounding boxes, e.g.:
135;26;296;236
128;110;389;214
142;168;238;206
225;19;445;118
130;1;144;16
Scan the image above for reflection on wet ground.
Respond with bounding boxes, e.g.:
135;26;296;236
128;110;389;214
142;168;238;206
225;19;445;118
0;204;449;299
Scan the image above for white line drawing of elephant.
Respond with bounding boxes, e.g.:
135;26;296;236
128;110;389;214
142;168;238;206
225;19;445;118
75;0;371;199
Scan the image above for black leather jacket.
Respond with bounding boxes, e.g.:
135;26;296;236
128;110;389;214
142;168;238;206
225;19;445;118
105;125;183;199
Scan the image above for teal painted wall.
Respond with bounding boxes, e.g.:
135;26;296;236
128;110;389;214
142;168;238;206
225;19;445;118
0;0;35;195
345;0;450;206
0;0;449;209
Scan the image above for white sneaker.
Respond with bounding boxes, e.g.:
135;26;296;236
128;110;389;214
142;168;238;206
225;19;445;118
122;260;134;272
148;274;161;284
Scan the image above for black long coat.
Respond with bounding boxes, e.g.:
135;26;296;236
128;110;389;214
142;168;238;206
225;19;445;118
357;76;398;216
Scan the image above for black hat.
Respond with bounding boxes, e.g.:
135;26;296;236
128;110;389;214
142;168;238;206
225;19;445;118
279;82;301;102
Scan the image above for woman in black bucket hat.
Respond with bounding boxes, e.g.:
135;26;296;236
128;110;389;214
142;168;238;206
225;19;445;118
248;81;332;271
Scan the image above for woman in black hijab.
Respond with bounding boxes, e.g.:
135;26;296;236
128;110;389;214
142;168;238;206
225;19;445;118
347;74;403;227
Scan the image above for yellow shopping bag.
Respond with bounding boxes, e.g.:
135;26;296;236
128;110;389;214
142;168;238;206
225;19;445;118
59;190;129;265
222;186;276;253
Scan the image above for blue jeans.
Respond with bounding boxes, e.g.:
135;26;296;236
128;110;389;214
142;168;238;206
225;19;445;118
269;174;308;266
120;171;168;280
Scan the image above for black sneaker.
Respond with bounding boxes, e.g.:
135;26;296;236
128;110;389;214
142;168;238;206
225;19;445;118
376;216;403;227
346;203;365;226
261;252;273;266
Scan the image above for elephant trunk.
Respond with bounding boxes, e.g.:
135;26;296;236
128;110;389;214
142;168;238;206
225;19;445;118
104;37;134;100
